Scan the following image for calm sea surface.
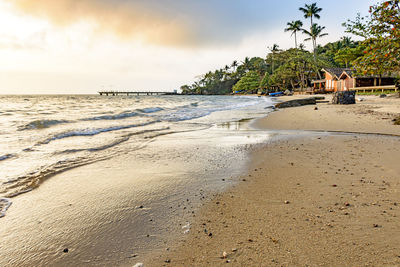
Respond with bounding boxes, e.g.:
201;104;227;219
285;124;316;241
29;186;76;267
0;95;275;217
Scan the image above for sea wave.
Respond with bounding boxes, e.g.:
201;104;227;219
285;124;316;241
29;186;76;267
0;198;12;218
82;111;139;121
55;127;170;154
0;156;108;200
18;119;69;131
136;107;164;113
0;127;173;203
37;120;160;145
0;154;15;161
157;99;264;122
81;107;163;121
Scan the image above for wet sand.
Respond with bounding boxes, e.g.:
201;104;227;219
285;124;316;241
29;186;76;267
0;121;271;267
148;95;400;266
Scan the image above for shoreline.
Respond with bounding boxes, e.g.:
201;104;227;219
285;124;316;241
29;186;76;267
147;95;400;266
0;106;274;267
1;94;399;266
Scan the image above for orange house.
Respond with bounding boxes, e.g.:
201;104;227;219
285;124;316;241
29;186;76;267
322;68;354;92
313;68;398;93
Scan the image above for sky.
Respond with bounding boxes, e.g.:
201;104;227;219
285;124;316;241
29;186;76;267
0;0;377;94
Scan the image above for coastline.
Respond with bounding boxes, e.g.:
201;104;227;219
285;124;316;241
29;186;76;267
0;97;275;267
147;95;400;266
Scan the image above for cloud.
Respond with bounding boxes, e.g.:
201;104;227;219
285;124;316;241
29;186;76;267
9;0;196;46
7;0;289;48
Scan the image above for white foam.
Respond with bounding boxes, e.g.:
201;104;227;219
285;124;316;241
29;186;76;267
39;120;159;145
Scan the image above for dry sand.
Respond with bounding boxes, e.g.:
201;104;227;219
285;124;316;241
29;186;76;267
147;95;400;266
253;95;400;135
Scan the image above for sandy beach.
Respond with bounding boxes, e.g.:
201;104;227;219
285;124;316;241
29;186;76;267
147;95;400;266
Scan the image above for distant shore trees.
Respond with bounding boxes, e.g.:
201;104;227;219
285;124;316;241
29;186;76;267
180;1;399;95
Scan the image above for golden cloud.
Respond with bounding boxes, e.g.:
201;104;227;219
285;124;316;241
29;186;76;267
9;0;195;46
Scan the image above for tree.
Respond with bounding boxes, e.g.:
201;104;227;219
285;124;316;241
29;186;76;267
260;72;271;89
242;57;251;71
303;23;328;59
334;45;364;68
299;3;323;56
299;3;323;29
285;20;304;49
340;36;355;48
232;71;261;93
269;49;330;90
344;0;400;75
267;44;281;72
231;60;238;72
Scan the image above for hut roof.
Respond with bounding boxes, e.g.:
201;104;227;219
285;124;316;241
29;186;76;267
322;68;353;79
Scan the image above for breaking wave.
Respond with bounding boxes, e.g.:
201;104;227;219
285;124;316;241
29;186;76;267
0;154;15;161
37;120;159;145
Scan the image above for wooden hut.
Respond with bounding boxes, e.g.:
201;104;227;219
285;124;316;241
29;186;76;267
313;68;398;93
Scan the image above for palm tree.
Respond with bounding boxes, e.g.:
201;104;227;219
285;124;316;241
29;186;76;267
268;44;281;72
303;23;328;59
242;57;251;71
299;3;323;57
284;20;303;49
299;3;322;30
340;36;354;48
231;60;238;72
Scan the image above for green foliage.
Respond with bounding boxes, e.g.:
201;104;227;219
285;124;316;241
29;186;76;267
260;72;270;88
334;46;364;68
269;49;330;89
356;90;398;95
232;71;261;93
181;56;269;95
180;2;377;95
345;0;400;75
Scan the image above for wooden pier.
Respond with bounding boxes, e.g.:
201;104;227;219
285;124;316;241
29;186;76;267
98;91;178;96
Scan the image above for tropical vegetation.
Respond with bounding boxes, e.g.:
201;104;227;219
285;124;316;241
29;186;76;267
180;1;399;95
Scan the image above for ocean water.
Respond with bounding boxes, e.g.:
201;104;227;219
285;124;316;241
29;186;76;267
0;94;275;218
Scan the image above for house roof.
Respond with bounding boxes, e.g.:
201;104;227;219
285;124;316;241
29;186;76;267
324;67;399;79
338;70;354;79
353;72;400;78
322;68;353;79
